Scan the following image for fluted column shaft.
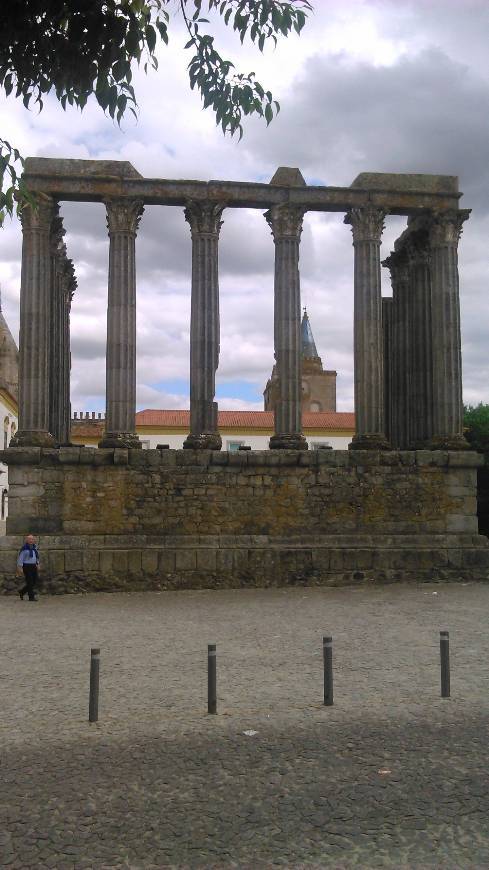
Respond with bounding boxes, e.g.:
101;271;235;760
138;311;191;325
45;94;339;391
406;233;434;447
382;297;393;445
383;250;410;448
265;205;307;450
345;207;390;449
183;202;224;450
428;209;470;449
99;199;144;449
13;197;56;446
48;211;75;445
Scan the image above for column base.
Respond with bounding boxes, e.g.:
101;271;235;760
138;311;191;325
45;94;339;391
98;432;141;449
349;433;391;451
427;434;470;451
10;430;56;447
183;433;222;450
269;433;308;450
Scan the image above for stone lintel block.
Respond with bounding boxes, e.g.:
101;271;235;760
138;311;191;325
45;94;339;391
113;448;129;466
128;550;142;573
1;447;41;465
146;450;163;466
217;549;233;571
48;550;65;575
79;448;98;465
462;548;489;568
175;549;196;571
196;549;217;571
247;452;270;467
176;449;211;467
0;552;15;572
299;451;317;467
348;450;381;467
446;515;478;533
250;535;270;546
416;450;444;467
100;550;114;574
158;449;177;466
128;449;148;467
379;451;401;466
58;447;82;464
93;449;116;466
210;451;229;466
399;451;416;466
317;450;349;467
142;549;158;574
278;451;300;467
228;451;248;467
159;550;176;572
64;550;84;572
448;451;483;468
82;549;100;572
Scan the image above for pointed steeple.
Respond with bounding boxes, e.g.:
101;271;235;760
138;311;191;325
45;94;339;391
301;308;319;360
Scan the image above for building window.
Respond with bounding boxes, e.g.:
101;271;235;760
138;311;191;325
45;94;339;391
310;401;322;412
311;441;331;450
3;416;9;449
1;489;7;520
227;440;245;452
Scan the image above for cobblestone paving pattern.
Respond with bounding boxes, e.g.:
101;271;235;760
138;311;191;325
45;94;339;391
1;583;489;868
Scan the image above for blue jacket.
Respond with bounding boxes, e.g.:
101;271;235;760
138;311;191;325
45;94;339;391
17;544;39;567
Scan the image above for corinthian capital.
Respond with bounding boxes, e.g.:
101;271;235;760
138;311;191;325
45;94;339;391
405;231;431;268
184;201;225;236
382;249;410;287
428;209;470;247
105;198;144;236
20;195;56;233
344;206;386;243
264;204;305;241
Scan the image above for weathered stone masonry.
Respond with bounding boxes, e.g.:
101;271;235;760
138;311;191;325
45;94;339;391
1;447;487;593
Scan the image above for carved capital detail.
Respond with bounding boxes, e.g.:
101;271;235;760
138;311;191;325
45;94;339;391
20;195;56;233
344;206;386;243
382;249;409;283
429;209;470;247
105;198;144;236
405;231;431;268
184;201;225;236
264;204;305;241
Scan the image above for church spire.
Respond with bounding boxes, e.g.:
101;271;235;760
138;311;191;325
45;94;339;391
301;308;319;359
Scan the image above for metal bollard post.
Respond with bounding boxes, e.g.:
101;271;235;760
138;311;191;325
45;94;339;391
323;636;333;706
208;643;217;714
89;647;100;723
440;631;450;699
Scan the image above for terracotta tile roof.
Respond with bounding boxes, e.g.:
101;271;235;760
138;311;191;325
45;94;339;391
135;409;355;430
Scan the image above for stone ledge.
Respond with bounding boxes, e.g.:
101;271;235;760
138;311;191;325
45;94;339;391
0;447;483;470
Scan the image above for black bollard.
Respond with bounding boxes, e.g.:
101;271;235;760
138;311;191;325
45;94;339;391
89;647;100;723
208;644;217;714
440;631;450;699
323;636;333;706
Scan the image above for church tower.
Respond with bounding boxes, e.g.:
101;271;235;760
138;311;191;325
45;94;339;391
263;309;337;413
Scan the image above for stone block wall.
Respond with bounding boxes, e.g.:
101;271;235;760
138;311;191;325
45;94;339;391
1;447;488;593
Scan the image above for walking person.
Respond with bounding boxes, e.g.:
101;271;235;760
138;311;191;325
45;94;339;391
17;534;40;601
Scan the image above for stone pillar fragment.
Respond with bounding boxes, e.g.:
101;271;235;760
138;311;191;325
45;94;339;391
265;204;308;450
406;232;434;447
382;297;393;445
428;209;470;449
99;198;144;449
382;250;410;448
13;196;56;446
183;201;225;450
344;206;390;450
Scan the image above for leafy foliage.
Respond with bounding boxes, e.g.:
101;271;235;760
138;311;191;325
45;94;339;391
464;403;489;451
0;1;312;224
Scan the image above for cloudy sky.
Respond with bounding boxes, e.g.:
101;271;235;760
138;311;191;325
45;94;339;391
0;0;488;414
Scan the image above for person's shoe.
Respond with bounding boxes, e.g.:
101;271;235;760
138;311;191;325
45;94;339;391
28;596;38;602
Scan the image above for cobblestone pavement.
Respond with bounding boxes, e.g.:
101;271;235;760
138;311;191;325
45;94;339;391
1;583;489;868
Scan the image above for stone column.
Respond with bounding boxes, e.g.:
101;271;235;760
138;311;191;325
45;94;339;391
344;206;390;450
265;204;308;450
58;257;75;445
48;210;74;445
12;196;56;446
382;297;393;446
99;198;144;449
183;201;225;450
406;232;434;447
428;209;470;449
382;249;410;448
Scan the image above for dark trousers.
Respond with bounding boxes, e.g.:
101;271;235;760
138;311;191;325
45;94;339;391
21;564;38;600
